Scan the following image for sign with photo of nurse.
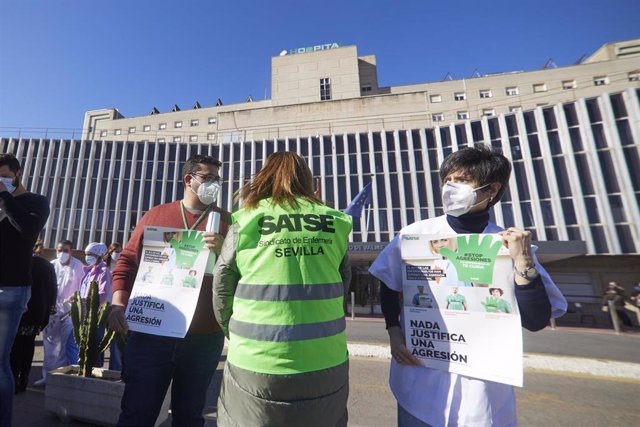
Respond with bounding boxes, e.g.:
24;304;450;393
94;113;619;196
125;226;210;338
400;233;523;387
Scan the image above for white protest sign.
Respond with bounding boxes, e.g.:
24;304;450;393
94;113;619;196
125;226;209;338
400;233;523;387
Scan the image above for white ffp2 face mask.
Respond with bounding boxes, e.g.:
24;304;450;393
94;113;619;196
191;177;221;205
85;255;98;265
442;182;490;217
0;177;16;193
57;252;70;264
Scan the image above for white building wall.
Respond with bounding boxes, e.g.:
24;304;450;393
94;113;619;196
3;90;639;255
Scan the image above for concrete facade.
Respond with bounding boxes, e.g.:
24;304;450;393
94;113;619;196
83;40;640;142
271;45;362;105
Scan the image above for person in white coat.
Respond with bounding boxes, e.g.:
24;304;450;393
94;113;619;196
35;240;84;386
370;144;567;427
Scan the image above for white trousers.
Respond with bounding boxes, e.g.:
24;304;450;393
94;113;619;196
41;315;76;380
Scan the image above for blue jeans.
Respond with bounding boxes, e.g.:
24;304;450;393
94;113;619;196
0;286;31;427
108;340;122;371
117;331;225;427
398;403;433;427
66;330;79;364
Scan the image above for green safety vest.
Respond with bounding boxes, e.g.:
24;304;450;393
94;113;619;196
228;198;352;375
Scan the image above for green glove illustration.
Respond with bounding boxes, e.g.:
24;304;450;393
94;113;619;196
440;235;502;283
497;299;512;313
481;296;500;313
169;231;205;270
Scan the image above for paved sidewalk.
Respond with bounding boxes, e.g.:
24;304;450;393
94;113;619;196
345;317;640;363
12;323;640;426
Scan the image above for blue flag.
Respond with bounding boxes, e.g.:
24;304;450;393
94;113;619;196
344;183;372;218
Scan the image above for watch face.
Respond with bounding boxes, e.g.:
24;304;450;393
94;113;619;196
525;266;539;279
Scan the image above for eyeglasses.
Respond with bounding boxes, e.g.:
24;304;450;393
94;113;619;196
191;173;221;184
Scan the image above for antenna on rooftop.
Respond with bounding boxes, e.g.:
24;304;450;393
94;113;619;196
574;54;587;65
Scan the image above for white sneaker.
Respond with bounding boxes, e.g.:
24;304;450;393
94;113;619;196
33;378;46;387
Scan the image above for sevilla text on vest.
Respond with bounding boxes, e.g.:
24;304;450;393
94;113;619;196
275;246;325;257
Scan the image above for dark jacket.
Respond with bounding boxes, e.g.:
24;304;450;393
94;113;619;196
19;255;57;330
0;191;50;287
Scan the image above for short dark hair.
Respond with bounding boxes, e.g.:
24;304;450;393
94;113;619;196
439;144;511;208
33;239;44;254
0;153;21;173
57;239;73;248
489;287;504;296
182;154;222;178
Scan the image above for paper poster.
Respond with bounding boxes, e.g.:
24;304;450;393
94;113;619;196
125;227;211;338
400;233;523;387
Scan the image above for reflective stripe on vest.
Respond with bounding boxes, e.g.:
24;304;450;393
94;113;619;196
234;281;344;301
229;316;345;342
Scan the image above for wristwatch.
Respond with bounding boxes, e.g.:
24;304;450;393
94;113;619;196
515;264;539;280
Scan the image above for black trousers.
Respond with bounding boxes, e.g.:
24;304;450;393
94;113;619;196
615;309;633;327
10;334;37;391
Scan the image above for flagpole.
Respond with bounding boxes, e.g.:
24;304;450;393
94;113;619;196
365;203;371;242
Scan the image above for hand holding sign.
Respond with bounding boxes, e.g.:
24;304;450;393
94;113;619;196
440;235;502;283
170;231;206;269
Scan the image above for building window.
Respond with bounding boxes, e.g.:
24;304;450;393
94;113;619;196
628;71;640;81
482;108;495;117
430;94;442;103
100;130;107;137
157;138;165;143
189;135;198;142
562;80;576;90
593;76;608;86
208;117;217;124
479;89;492;99
457;111;469;120
533;83;547;93
361;85;372;93
506;87;519;96
159;123;166;130
190;119;199;127
320;77;332;101
207;133;215;141
143;124;151;132
173;136;181;143
454;92;466;101
509;106;522;112
174;121;183;128
128;127;136;134
432;113;444;122
114;129;121;135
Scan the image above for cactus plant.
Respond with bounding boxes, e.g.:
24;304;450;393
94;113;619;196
70;281;116;377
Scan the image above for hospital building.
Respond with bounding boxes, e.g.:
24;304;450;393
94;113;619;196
3;38;640;319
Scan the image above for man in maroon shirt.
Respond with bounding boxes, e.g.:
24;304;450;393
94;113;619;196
108;154;230;427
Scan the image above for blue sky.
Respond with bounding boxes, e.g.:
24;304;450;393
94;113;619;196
1;0;638;137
